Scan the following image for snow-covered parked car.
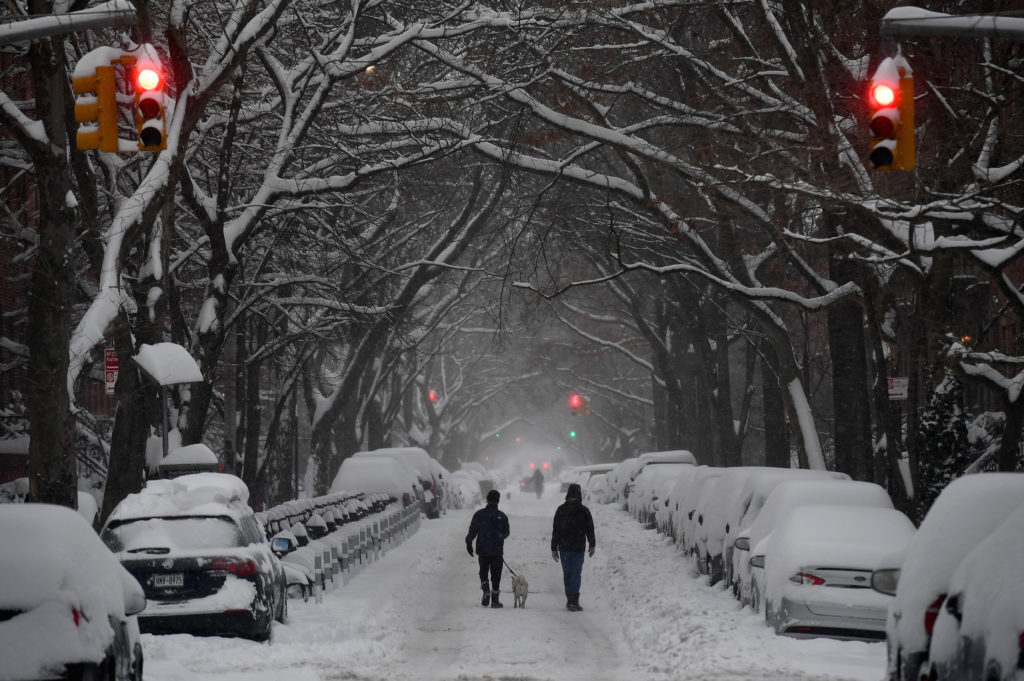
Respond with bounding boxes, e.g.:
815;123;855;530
927;498;1024;681
753;504;915;641
628;462;693;526
100;473;287;641
667;466;722;550
352;448;442;518
331;456;422;508
721;467;850;592
0;503;146;681
872;472;1024;681
583;472;611;505
735;479;894;612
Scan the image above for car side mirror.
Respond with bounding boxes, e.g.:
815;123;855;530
272;536;295;555
121;570;147;616
734;536;750;551
945;593;963;622
870;568;901;596
748;555;765;569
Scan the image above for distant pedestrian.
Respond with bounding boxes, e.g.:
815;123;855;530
551;482;596;611
466;489;510;608
531;468;544;498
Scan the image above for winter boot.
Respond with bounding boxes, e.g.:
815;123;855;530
568;594;583;612
565;594;572;611
490;590;503;608
481;581;490;607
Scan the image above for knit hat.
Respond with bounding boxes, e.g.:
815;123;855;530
566;483;582;500
486;489;501;504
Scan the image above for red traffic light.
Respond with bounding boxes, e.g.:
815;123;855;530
569;394;582;409
136;67;161;92
870;83;896;108
427;390;438;403
133;63;167;151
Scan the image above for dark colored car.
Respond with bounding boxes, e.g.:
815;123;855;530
101;473;287;642
0;503;146;681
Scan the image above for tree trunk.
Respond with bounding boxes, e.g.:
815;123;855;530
26;36;77;508
761;339;789;468
828;291;872;480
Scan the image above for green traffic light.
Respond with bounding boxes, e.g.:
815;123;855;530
569;430;576;438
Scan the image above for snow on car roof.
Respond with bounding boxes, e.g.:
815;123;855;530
106;472;251;521
330;456;417;497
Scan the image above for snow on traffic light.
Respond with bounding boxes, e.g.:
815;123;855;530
868;56;915;171
73;63;119;152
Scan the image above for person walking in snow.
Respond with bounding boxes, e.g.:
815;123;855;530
531;468;544;498
466;489;510;608
551;482;596;612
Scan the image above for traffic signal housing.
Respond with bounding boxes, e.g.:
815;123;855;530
867;57;915;171
73;65;119;152
569;393;582;415
134;63;167;151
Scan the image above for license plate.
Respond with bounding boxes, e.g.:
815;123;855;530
153;573;184;588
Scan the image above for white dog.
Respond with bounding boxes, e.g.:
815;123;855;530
512;573;529;608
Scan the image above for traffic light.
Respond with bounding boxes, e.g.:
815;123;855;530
867;57;915;171
427;390;438;403
569;393;582;415
569;430;577;439
134;63;167;151
73;65;119;152
581;398;590;416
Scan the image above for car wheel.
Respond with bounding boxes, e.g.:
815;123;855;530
68;655;113;681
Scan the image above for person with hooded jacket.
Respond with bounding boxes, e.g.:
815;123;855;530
466;489;510;608
551;483;596;611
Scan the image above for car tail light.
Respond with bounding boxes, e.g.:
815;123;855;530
211;557;258;577
789;572;825;586
924;594;947;635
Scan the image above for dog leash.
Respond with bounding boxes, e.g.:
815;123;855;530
502;558;518;578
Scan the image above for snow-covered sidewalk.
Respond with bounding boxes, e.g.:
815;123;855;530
142;486;885;681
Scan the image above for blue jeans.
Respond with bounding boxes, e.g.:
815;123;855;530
559;551;585;594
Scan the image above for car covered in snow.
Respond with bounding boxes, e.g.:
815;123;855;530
735;479;894;612
720;467;850;591
331;455;423;508
100;473;287;641
351;448;442;518
872;472;1024;681
628;462;693;527
754;504;915;641
0;503;146;681
926;498;1024;681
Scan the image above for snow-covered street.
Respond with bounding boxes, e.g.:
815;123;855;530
142;486;886;681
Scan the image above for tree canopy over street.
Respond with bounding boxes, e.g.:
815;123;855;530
2;0;1023;522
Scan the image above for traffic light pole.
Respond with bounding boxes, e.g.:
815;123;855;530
882;6;1024;41
0;0;135;45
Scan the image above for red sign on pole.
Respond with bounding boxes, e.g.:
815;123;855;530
105;347;119;395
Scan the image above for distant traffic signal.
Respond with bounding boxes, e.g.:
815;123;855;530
427;390;438;403
569;393;582;415
73;65;119;152
867;57;915;171
134;63;167;151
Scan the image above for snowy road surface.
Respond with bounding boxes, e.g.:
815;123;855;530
143;486;886;681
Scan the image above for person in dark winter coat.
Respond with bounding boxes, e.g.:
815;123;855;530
551;482;596;611
466;489;510;608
